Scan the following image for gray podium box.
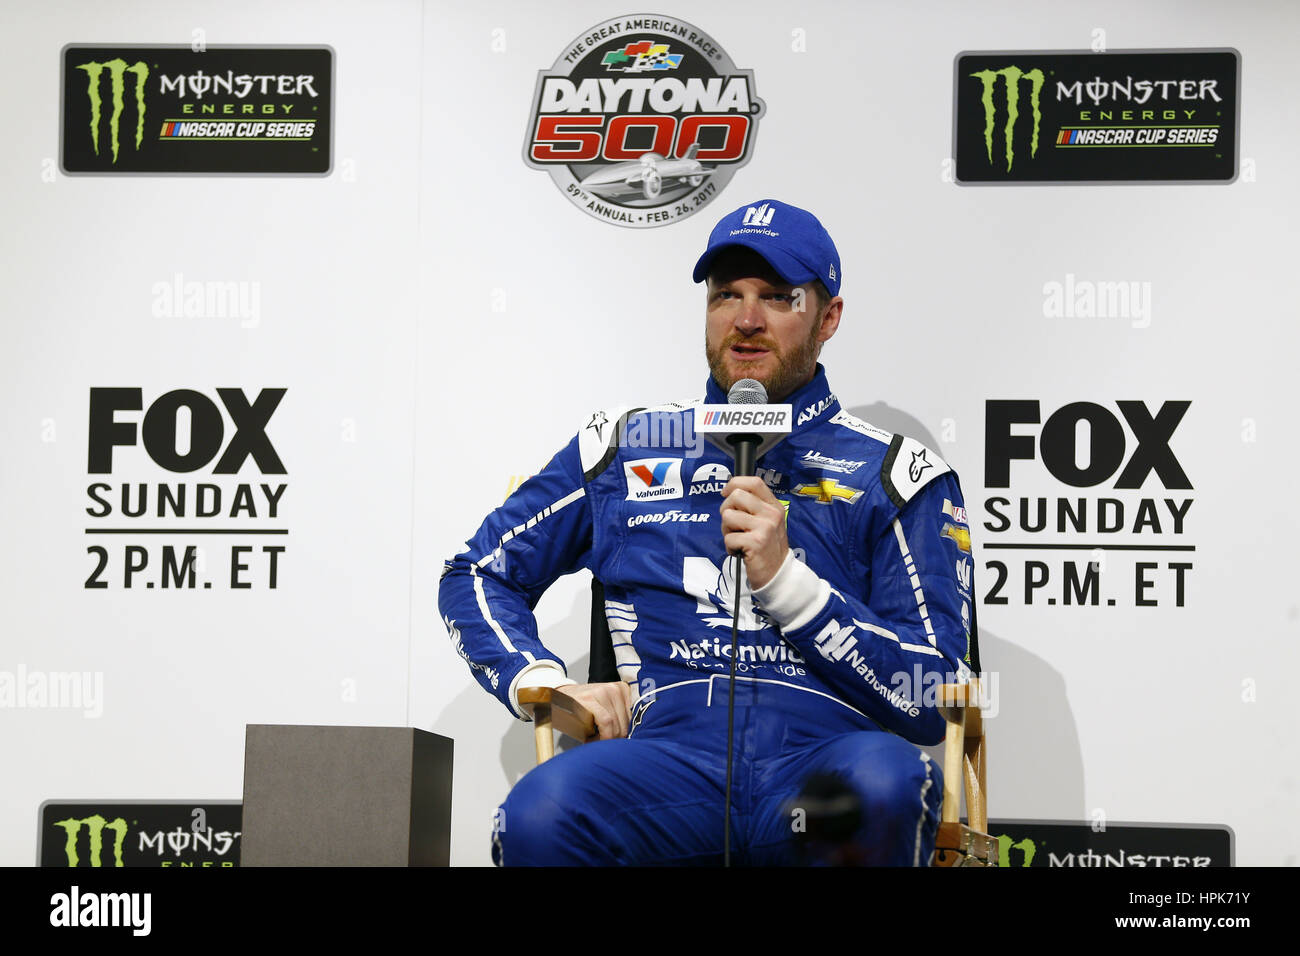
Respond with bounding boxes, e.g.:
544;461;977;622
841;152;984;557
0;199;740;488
241;725;453;866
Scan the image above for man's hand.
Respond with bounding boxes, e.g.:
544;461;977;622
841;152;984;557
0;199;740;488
720;475;788;590
556;681;634;740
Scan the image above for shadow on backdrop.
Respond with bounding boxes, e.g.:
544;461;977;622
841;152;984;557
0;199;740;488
852;403;1085;820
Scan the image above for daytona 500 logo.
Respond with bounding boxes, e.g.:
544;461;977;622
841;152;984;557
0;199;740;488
523;15;764;227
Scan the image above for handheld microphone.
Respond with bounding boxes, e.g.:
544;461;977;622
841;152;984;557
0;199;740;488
693;382;792;469
697;378;796;866
725;379;766;477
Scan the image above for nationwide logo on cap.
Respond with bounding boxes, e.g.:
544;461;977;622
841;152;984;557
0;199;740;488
523;15;765;228
741;203;775;227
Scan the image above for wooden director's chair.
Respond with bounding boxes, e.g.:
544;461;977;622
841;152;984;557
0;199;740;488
519;581;996;867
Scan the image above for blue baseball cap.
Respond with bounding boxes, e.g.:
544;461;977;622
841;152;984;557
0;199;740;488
692;199;841;297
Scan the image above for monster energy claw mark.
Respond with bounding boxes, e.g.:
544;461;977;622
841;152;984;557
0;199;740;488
77;58;149;163
970;66;1044;171
54;814;129;867
997;833;1036;867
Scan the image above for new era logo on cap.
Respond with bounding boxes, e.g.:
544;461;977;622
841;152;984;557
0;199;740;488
741;203;775;227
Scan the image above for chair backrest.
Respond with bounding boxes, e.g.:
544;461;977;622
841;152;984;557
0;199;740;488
587;578;620;683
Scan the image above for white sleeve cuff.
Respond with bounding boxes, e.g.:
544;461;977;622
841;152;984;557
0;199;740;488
752;550;832;633
508;661;577;721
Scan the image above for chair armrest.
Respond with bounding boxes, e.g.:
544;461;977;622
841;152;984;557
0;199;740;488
518;687;598;765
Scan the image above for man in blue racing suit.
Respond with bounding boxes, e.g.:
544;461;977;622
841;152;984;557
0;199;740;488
439;199;976;865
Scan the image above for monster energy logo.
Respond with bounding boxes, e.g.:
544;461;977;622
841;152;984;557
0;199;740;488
76;59;149;163
997;833;1036;867
54;814;129;867
970;66;1044;171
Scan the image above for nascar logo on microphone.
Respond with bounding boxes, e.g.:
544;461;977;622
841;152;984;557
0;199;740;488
694;405;791;432
524;15;764;228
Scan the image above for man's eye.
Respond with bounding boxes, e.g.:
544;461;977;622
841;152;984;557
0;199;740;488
768;293;792;303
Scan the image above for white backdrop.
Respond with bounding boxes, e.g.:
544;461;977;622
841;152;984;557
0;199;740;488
3;0;1297;867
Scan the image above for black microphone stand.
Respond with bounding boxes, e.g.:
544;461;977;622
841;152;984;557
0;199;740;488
723;432;759;867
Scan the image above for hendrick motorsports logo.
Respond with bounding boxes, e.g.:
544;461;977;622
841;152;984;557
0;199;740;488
524;15;764;227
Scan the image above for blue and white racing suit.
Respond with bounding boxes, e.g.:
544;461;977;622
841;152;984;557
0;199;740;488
438;365;976;865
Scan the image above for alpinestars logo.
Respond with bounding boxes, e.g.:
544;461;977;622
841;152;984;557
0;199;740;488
76;58;150;163
909;449;934;482
742;203;775;226
969;66;1044;171
524;15;765;227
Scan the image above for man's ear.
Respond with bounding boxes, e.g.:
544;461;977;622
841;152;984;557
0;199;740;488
818;297;844;343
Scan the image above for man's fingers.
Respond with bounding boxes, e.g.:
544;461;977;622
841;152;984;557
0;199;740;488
615;684;630;737
720;486;764;513
591;700;617;740
720;507;759;534
576;683;631;740
722;476;778;505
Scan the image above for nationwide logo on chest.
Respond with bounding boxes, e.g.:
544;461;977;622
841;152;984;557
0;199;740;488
523;15;765;227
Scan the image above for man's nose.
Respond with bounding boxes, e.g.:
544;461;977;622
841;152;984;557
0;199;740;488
734;295;766;333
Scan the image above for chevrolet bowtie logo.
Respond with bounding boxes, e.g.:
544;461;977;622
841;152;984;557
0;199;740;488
941;522;972;553
792;479;862;504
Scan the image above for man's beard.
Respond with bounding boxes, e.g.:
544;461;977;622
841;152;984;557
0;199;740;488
706;320;822;401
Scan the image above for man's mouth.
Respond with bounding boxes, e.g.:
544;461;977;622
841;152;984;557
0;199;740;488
730;343;771;358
